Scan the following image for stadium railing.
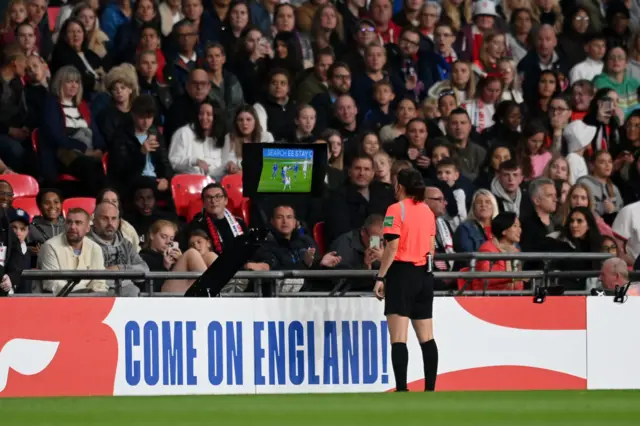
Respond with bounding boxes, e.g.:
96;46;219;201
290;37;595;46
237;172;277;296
17;252;630;297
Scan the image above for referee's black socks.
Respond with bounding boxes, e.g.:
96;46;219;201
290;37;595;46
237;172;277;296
391;342;409;391
420;339;438;391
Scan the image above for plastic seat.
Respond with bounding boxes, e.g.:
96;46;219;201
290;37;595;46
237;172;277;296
62;197;96;216
171;174;214;218
12;197;40;221
47;7;60;31
186;198;204;222
221;173;243;213
240;197;250;225
31;129;79;182
1;174;39;198
102;152;109;174
313;222;326;255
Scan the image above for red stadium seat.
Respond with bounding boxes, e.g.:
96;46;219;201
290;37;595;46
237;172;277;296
63;197;96;216
240;197;250;225
186;198;203;222
31;129;79;182
221;173;243;213
1;174;39;198
47;7;60;31
171;174;214;218
12;197;40;221
313;222;326;255
102;153;109;174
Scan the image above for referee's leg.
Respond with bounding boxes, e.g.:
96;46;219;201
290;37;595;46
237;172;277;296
412;318;438;391
386;314;410;392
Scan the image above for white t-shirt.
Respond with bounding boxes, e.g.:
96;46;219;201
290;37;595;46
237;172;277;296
566;153;588;184
612;201;640;260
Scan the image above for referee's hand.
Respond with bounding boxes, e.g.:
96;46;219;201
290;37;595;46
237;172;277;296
374;281;385;301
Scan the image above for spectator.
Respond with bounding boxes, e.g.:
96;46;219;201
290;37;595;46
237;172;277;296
432;21;459;71
136;50;173;126
293;104;317;143
40;65;107;192
442;0;471;33
542;154;572;184
337;0;365;45
603;1;630;49
98;64;139;150
600;257;640;295
178;0;219;54
15;22;37;57
369;0;400;45
380;99;418;145
124;180;177;244
435;158;473;229
204;43;244;128
506;8;534;65
220;0;252;57
569;32;606;85
417;1;440;46
454;0;499;63
88;201;146;296
628;31;640;80
135;25;165;83
73;3;109;59
454;188;499;253
473;211;525;291
112;0;161;66
163;68;211;142
480;100;520;150
27;188;65;251
159;0;184;37
248;205;342;275
326;129;344;171
558;6;593;71
26;0;52;58
37;208;108;294
254;68;296;141
424;185;456;273
373;151;392;184
164;20;204;98
0;179;13;208
472;30;505;79
0;0;37;48
462;75;503;133
184;183;247;255
50;18;106;101
362;80;395;132
613;200;640;263
516;119;552;181
101;0;132;45
324;153;395;245
547;93;573;153
577;150;624;224
617;146;640;204
350;43;399;118
169;99;229;180
433;89;457;135
498;58;524;103
528;70;561;119
309;4;345;59
222;105;275;171
394;0;426;29
140;219;217;293
520;177;558;253
230;28;272;105
331;94;360;144
310;62;352;131
331;213;383;274
24;54;48;130
570;79;594;122
96;188;141;252
8;207;31;292
0;43;29;173
295;47;334;105
593;46;640;117
445;107;486;181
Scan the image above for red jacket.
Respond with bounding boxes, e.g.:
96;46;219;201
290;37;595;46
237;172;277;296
472;239;524;291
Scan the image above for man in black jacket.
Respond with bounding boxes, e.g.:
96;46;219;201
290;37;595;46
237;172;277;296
0;44;29;174
310;62;352;132
163;68;214;142
109;95;174;200
324;153;395;245
0;208;25;296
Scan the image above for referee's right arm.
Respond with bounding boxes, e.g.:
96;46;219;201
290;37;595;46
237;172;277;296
374;204;401;300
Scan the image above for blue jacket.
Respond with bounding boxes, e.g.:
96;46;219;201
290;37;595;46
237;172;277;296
39;95;106;182
454;220;489;253
249;2;271;35
101;2;131;48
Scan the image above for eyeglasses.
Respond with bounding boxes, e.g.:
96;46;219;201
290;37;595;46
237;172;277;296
574;16;590;21
549;106;570;114
360;27;375;33
602;244;618;251
204;194;225;201
334;74;351;80
400;38;420;46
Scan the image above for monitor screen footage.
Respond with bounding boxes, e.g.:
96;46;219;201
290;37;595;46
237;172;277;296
257;147;314;193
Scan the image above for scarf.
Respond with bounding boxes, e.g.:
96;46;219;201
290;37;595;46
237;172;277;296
491;176;522;216
435;217;454;271
205;209;244;253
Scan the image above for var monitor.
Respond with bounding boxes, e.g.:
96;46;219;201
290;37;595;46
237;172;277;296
242;143;327;197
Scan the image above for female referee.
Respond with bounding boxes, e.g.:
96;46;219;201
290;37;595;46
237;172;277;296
373;168;438;392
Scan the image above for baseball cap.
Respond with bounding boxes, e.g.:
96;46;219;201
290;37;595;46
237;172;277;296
472;0;498;18
357;18;376;29
9;208;30;225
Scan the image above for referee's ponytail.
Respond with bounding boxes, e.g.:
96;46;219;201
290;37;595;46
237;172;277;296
397;169;426;203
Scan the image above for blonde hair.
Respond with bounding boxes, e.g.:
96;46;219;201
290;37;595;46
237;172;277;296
421;97;440;119
501;0;536;22
104;63;139;107
498;58;521;91
542;154;573;184
310;3;344;43
559;182;595;225
145;219;178;249
443;0;472;32
51;65;83;104
466;189;500;222
532;0;563;34
452;61;477;101
479;31;506;69
2;0;27;31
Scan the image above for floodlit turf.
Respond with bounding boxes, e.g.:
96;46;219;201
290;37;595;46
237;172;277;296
258;156;313;193
1;391;640;426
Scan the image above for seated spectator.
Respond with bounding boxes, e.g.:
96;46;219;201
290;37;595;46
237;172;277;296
272;31;305;79
15;22;38;57
183;183;247;255
380;98;418;145
436;158;474;229
506;8;533;65
473;212;525;291
324;153;395;245
40;65;107;193
454;189;499;253
542;154;572;184
0;180;13;209
516;119;552;181
356;131;381;158
454;0;499;63
479;101;521;151
8;208;31;292
164;20;205;98
293;104;317;143
325;129;344;171
254;68;296;141
169;99;229;181
593;46;640;117
491;160;532;216
159;0;184;37
499;58;523;104
569;33;605;85
445;108;486;181
556;182;618;241
109;94;174;199
547;94;573;153
37;208;109;294
24;54;49;130
134;25;165;82
570;80;594;122
330;214;383;273
601;257;640;295
331;94;360;145
520;178;558;253
557;6;590;71
163;68;211;142
428;61;475;106
390;117;430;177
230;28;272;106
136;50;172;126
99;0;132;45
219;1;252;61
98;63;139;150
112;0;161;66
124;180;177;244
27;188;65;252
221;105;274;171
1;0;39;48
204;43;244;128
578;150;624;225
612;200;640;264
424;185;456;275
73;3;109;59
295;47;334;106
140;219;217;293
50;18;106;101
474;142;512;190
247;205;342;273
96;188;141;251
88;201;146;296
461;75;503;134
0;43;29;173
471;30;504;79
310;62;352;131
363;80;395;132
187;228;214;257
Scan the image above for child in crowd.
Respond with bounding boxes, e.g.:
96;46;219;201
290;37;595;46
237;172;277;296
363;80;395;131
569;33;606;85
188;229;214;258
9;208;32;286
436;158;474;230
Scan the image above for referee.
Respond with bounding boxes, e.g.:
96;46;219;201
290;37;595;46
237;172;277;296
374;169;438;392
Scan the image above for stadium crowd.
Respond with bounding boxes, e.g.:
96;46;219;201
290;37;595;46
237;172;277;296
0;0;640;296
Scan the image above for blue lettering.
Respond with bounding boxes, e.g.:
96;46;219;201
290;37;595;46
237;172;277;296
268;321;286;385
207;321;223;385
186;321;197;385
288;321;304;385
226;322;243;385
362;321;378;384
124;321;140;386
161;321;184;385
253;322;265;385
342;321;359;384
143;322;160;385
323;321;339;384
380;321;388;384
307;321;320;385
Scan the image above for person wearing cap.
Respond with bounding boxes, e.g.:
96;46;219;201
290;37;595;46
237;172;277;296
0;207;26;296
453;0;501;63
337;0;368;45
8;208;31;292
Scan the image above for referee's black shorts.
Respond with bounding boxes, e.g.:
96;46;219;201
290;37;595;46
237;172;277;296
384;261;434;320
